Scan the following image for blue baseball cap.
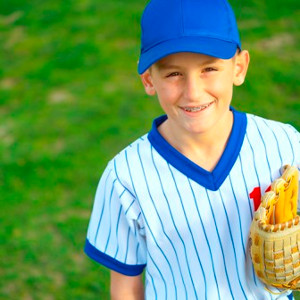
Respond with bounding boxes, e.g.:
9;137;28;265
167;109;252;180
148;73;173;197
138;0;241;74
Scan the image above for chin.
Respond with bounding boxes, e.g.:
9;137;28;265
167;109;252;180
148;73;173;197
184;118;214;132
185;124;212;135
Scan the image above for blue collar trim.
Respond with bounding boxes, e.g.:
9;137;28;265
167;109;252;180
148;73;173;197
148;108;247;191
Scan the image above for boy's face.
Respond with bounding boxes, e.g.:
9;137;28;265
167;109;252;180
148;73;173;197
141;51;249;137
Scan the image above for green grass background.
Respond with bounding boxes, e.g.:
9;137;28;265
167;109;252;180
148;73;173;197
0;0;299;299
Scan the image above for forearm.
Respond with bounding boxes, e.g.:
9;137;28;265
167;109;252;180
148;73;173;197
110;270;144;300
111;289;144;300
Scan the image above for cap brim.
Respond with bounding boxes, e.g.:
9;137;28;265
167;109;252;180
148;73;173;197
138;36;240;74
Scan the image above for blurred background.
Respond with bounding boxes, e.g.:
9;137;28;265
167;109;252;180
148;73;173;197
0;0;299;299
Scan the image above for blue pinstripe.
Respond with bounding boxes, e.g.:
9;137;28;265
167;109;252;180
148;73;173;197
137;212;142;221
137;144;179;299
94;169;113;244
281;125;295;166
124;227;131;263
168;164;206;299
135;243;140;265
219;189;247;299
150;147;189;298
262;119;283;166
238;155;253;219
147;248;168;300
205;189;234;298
245;133;263;288
113;206;123;258
125;148;171;299
237;154;259;289
104;179;118;252
146;269;157;299
188;179;221;300
113;159;136;199
125;199;134;215
245;133;261;188
228;174;246;257
252;117;273;182
246;123;276;299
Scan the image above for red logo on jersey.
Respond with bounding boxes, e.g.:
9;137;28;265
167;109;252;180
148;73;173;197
249;185;271;211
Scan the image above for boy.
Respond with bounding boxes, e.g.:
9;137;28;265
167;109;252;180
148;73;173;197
84;0;299;299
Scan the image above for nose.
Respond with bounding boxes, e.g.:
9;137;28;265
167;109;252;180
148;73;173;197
183;74;203;102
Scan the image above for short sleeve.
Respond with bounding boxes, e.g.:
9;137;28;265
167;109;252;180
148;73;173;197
284;124;300;212
284;124;300;166
84;160;147;276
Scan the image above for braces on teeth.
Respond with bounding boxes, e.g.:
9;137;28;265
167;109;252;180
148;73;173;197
184;104;210;112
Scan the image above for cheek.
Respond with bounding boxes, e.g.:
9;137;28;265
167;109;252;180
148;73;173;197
207;75;233;100
156;84;181;104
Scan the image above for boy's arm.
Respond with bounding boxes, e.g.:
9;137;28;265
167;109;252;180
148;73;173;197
110;270;144;300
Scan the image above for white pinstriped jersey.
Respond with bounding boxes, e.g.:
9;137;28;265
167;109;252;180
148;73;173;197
85;109;299;300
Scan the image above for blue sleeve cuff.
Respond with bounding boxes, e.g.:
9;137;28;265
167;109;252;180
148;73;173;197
84;239;146;276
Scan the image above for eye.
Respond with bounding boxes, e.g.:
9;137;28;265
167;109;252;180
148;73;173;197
203;67;217;72
166;72;181;78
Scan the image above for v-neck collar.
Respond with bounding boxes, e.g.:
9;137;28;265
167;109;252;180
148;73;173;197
147;108;247;191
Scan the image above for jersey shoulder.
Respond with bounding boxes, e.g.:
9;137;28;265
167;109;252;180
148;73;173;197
107;133;151;195
246;113;299;137
246;113;300;165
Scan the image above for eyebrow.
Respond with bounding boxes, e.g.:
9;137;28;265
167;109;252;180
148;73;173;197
155;57;220;70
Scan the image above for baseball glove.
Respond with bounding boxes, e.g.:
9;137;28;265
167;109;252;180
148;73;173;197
249;165;300;291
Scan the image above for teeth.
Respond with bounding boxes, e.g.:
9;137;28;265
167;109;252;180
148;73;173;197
183;103;210;112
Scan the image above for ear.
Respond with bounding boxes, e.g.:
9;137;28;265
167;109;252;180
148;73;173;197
233;50;250;86
140;70;156;96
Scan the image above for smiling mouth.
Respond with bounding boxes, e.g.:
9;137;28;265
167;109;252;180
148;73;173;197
181;100;215;112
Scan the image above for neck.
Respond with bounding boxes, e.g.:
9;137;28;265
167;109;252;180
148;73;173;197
158;111;234;171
